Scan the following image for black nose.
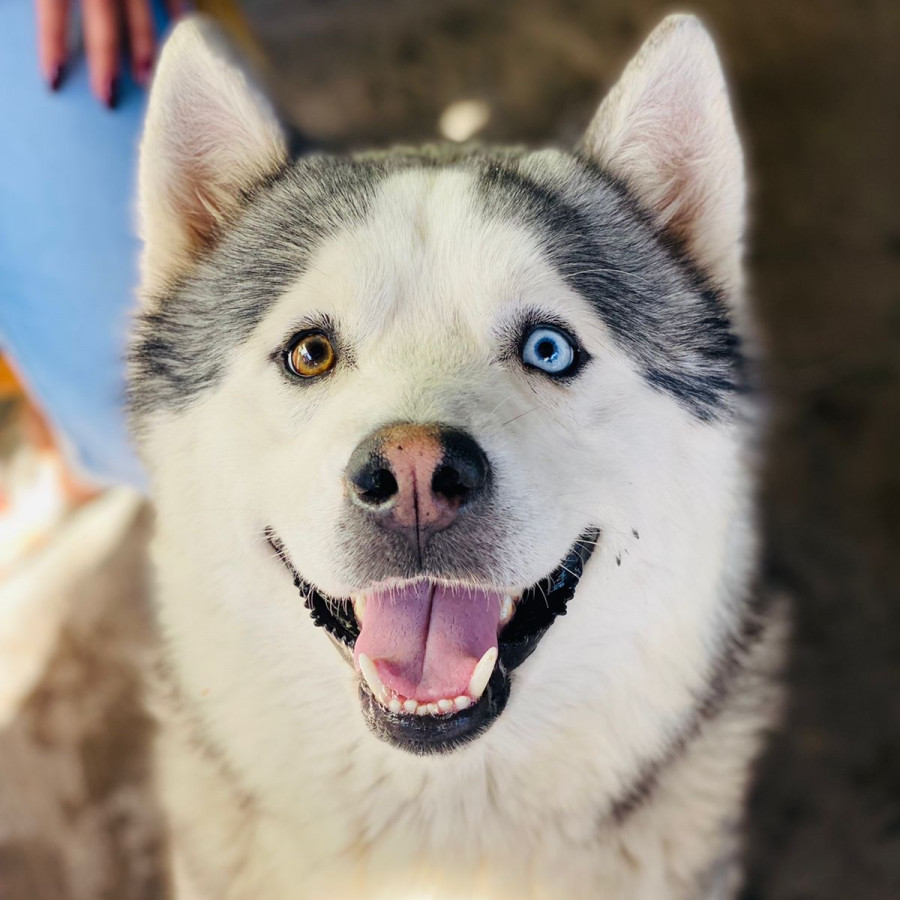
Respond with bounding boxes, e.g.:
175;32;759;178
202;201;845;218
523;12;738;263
431;429;490;506
350;461;398;507
345;424;490;538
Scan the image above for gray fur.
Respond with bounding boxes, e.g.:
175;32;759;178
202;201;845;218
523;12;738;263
130;148;744;425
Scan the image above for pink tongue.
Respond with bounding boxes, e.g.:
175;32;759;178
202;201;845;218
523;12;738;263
353;582;502;702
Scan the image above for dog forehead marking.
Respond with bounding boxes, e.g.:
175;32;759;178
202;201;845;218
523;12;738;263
129;151;744;423
306;167;554;327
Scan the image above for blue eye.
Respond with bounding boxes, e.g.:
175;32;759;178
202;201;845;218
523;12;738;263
521;326;578;376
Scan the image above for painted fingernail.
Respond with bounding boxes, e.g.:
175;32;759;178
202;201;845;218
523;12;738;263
105;78;120;110
49;64;65;92
135;58;154;87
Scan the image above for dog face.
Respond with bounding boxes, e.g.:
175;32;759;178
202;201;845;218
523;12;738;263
132;15;756;780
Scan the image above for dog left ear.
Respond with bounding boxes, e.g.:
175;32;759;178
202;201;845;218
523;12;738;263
582;15;745;295
138;16;288;294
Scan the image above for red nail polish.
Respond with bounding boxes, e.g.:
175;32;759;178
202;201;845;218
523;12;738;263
49;64;64;92
136;58;154;87
105;78;120;110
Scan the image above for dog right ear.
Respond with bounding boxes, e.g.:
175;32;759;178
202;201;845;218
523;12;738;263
580;15;745;297
138;16;288;295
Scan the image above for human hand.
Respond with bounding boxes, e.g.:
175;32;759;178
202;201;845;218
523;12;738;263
35;0;183;108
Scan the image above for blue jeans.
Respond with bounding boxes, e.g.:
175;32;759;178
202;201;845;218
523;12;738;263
0;1;173;487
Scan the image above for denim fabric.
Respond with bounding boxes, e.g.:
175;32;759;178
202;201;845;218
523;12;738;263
0;1;173;487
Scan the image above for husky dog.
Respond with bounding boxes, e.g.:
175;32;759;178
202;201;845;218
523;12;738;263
130;13;786;899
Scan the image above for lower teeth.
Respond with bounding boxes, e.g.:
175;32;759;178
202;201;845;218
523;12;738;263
357;650;490;718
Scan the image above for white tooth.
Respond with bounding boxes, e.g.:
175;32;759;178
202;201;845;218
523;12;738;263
353;594;367;623
500;595;515;625
388;698;402;713
357;654;388;704
454;695;471;711
426;703;439;716
437;699;453;713
467;647;498;700
403;699;418;714
415;704;430;716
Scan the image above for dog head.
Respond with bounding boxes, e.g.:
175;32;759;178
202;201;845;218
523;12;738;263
132;15;756;778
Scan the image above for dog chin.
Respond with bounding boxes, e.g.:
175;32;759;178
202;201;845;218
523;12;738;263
266;528;599;754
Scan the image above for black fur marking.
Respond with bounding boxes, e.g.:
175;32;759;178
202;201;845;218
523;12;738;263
474;156;746;421
129;146;746;423
129;158;384;418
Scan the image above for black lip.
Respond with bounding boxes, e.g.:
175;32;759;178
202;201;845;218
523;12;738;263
358;663;510;755
266;527;600;754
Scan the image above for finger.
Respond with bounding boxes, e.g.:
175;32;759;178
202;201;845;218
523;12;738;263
35;0;71;89
82;0;121;108
123;0;156;86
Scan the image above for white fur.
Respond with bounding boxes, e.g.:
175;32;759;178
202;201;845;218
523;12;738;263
583;15;745;296
136;15;783;899
138;17;287;295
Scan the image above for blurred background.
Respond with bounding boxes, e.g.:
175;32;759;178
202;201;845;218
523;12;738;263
0;1;897;898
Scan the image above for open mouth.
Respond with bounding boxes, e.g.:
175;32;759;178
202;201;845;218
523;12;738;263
267;528;599;754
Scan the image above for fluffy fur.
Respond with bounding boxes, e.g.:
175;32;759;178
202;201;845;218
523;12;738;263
131;14;786;899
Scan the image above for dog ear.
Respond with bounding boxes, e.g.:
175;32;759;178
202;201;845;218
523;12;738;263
138;16;288;294
582;15;745;294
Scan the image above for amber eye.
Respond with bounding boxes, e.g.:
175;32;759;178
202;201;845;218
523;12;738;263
285;331;336;378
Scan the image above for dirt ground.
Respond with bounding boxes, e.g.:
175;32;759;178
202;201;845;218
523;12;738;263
246;2;900;896
0;2;896;898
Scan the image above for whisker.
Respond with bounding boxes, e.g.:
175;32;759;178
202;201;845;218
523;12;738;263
499;407;538;428
484;393;519;420
536;579;550;609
